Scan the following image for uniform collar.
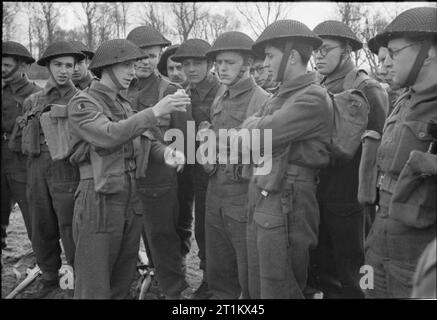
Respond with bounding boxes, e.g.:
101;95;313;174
322;59;355;86
226;76;256;99
131;72;159;90
3;73;30;94
43;77;75;97
188;72;219;101
74;72;95;90
89;81;119;101
277;72;318;97
408;83;437;108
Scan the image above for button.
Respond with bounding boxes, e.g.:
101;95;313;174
264;222;270;227
153;193;157;197
418;132;426;138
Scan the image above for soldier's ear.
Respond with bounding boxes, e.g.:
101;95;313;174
422;44;437;66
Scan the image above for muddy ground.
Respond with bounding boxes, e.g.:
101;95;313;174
1;206;204;299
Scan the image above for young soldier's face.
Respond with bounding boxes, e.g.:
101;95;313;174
377;47;395;85
264;45;284;81
387;37;422;87
49;56;75;86
251;59;269;87
167;55;187;84
2;57;22;81
182;58;209;85
111;60;136;89
215;51;245;86
72;57;90;82
135;46;161;79
314;38;344;75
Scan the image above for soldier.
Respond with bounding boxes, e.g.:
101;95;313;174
241;20;333;299
250;53;277;92
172;39;223;298
1;41;42;249
412;238;436;299
310;20;388;298
126;26;191;299
368;36;403;116
158;43;193;263
203;31;269;299
70;41;97;90
364;6;437;298
20;41;84;298
67;39;189;299
158;44;189;87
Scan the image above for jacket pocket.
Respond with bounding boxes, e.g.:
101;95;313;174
222;206;247;223
94;172;125;194
388;121;433;176
253;211;287;280
137;184;172;202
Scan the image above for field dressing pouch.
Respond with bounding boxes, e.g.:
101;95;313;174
21;95;43;157
389;151;437;229
326;70;370;160
39;104;73;160
358;130;381;205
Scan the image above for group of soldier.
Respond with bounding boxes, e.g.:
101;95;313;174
1;6;436;300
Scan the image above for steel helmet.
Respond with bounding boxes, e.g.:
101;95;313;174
2;41;35;64
313;20;363;51
171;39;212;62
127;26;171;49
37;41;85;66
206;31;254;60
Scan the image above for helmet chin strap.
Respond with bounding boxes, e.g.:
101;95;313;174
276;42;293;83
107;66;124;90
403;39;432;88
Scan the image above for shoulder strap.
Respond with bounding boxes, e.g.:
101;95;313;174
343;69;370;91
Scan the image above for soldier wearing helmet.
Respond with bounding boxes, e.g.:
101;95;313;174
70;41;97;90
250;51;277;92
368;36;404;116
159;43;194;275
126;27;192;299
67;39;190;299
310;20;388;299
240;20;333;299
202;31;269;299
172;38;223;299
1;41;42;250
158;44;188;87
363;7;437;298
19;41;84;298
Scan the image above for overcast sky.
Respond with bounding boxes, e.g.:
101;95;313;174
11;1;436;44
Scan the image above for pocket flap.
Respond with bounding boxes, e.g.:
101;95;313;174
405;121;433;141
253;211;284;229
222;206;247;223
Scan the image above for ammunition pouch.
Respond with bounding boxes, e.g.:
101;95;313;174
39;104;73;160
358;130;381;205
389;151;436;229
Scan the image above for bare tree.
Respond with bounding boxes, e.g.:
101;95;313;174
40;2;60;45
193;10;241;43
2;2;19;41
335;2;368;67
77;2;98;50
236;2;291;38
171;2;206;42
138;3;171;36
95;3;115;45
112;3;130;38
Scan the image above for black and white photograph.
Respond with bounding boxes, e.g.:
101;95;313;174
1;0;436;306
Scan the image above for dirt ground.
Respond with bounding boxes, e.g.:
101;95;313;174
1;206;204;299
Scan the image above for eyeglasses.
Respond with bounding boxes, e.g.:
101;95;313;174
313;45;340;58
250;66;265;74
387;42;422;59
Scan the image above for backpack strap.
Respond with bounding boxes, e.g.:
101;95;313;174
245;86;269;118
343;69;370;91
